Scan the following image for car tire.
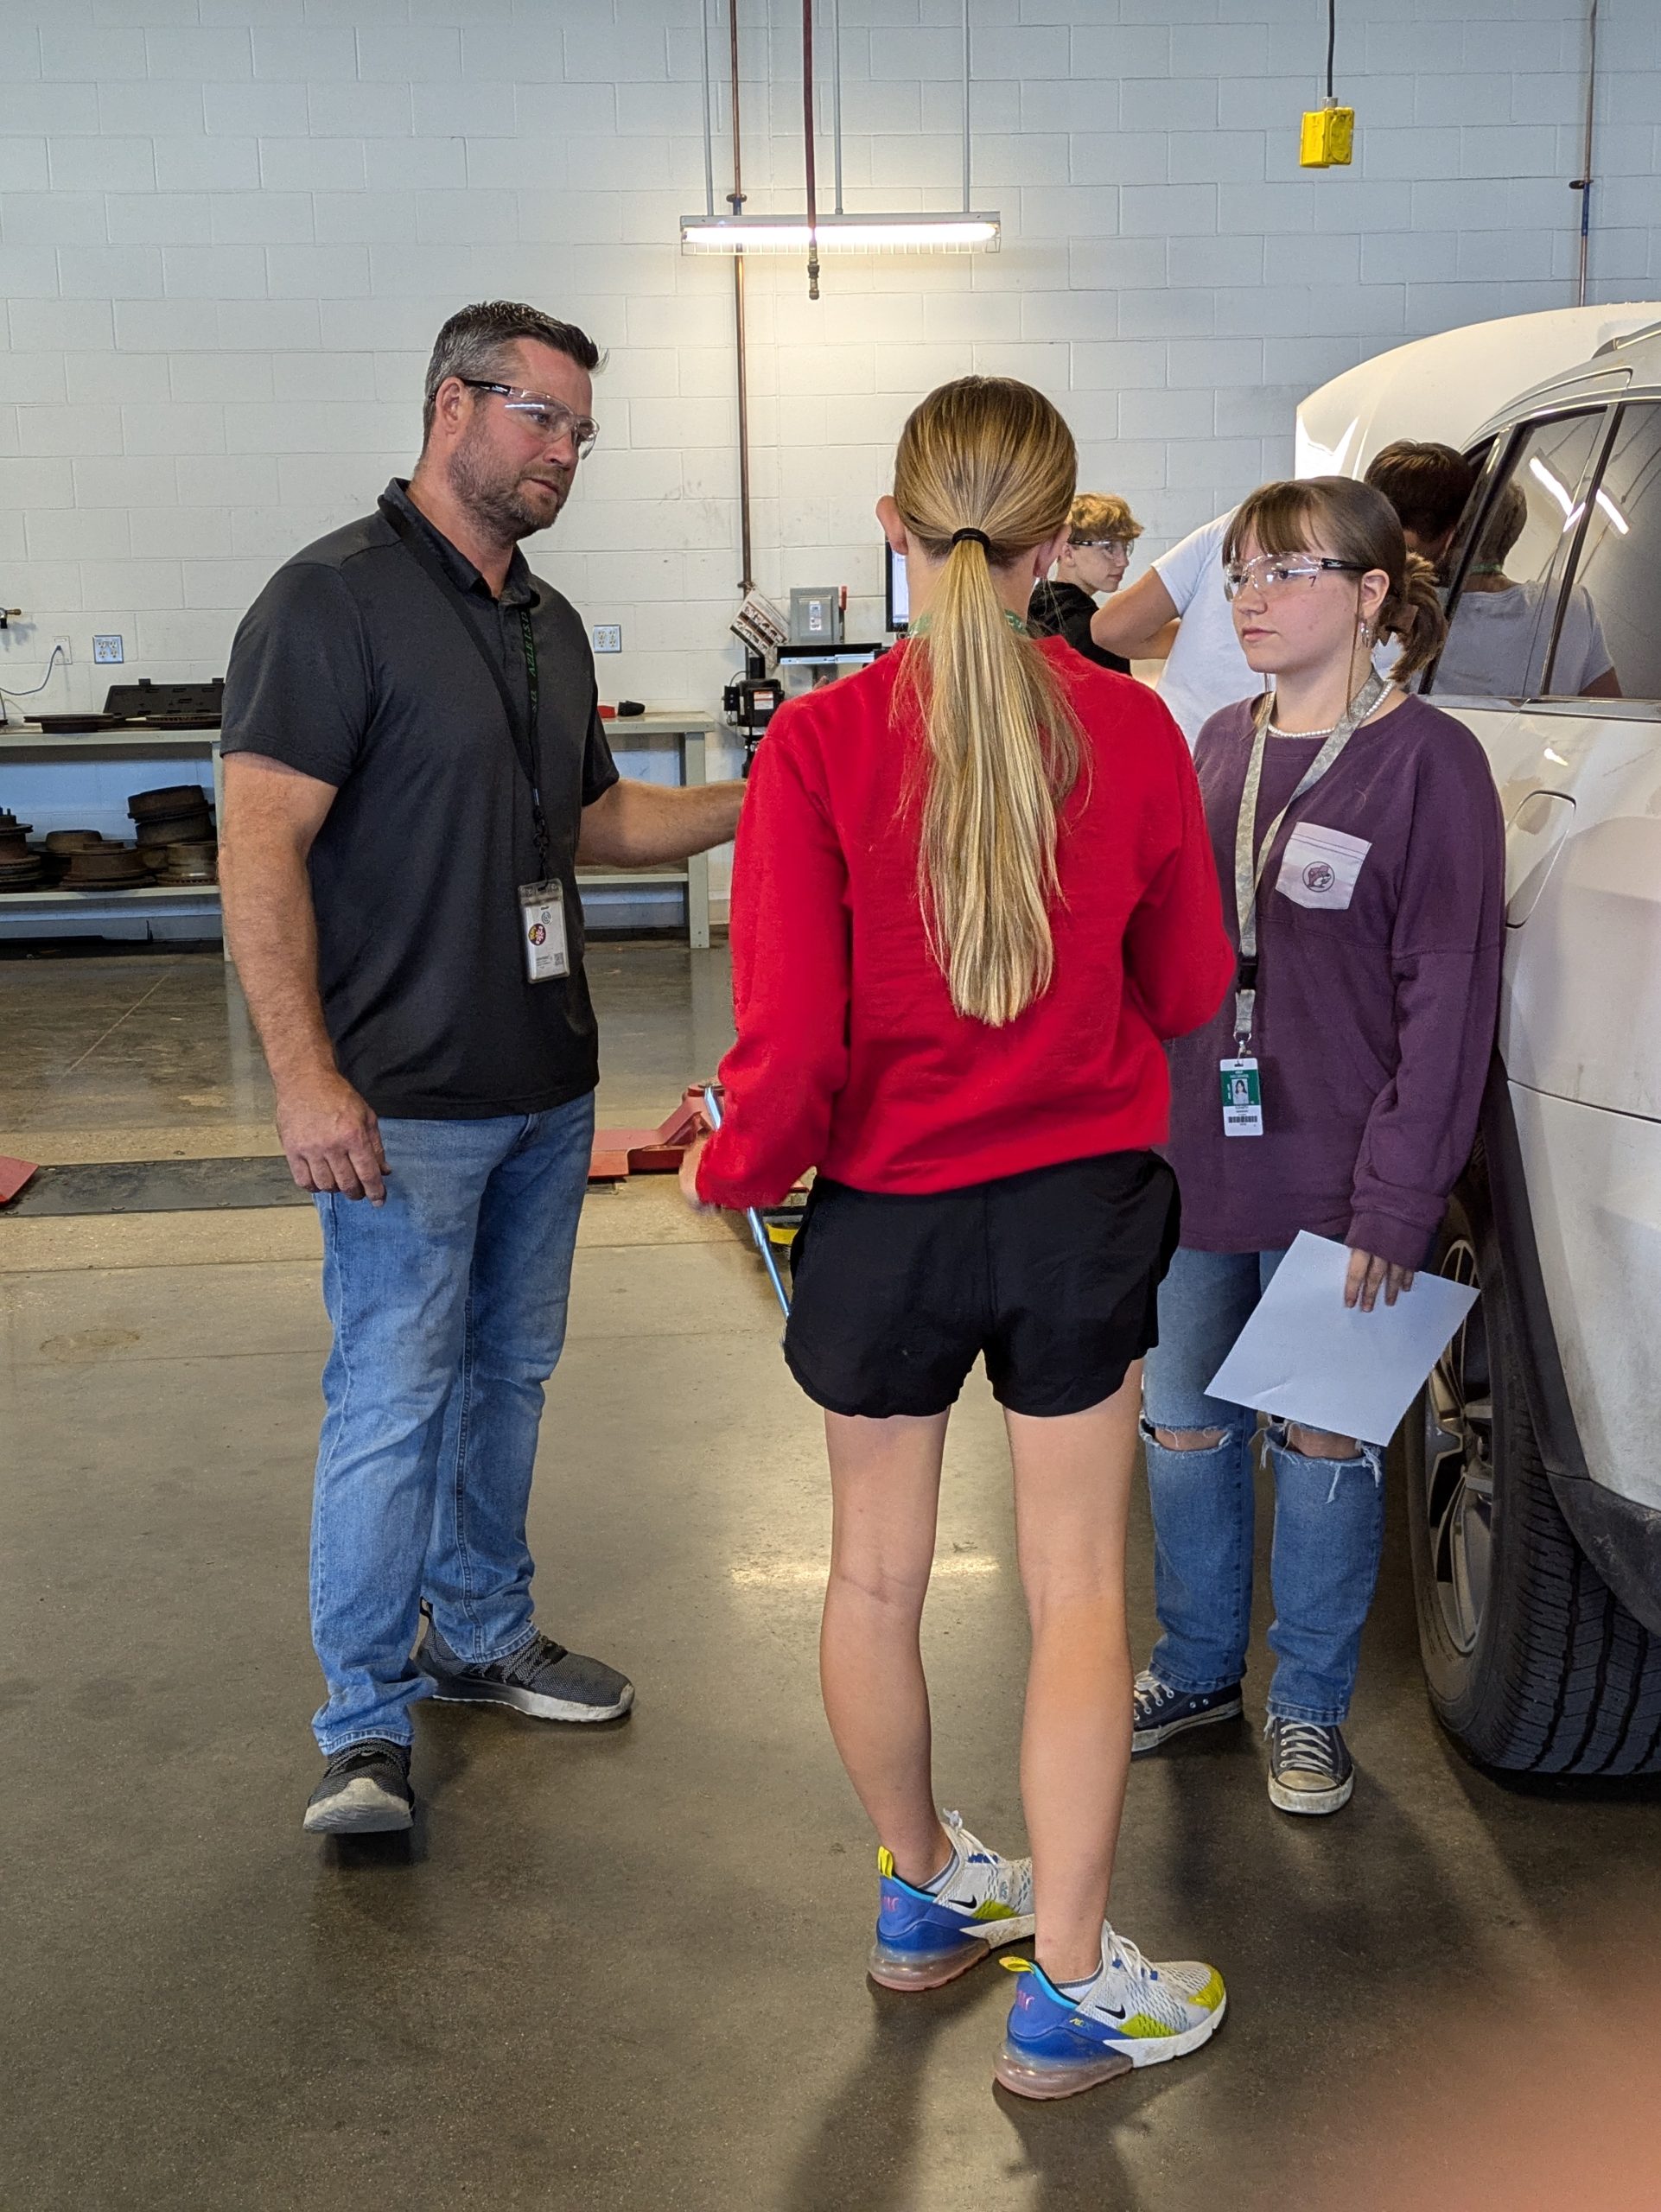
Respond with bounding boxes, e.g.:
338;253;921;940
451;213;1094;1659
1403;1153;1661;1776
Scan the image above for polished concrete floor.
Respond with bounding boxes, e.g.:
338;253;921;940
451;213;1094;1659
3;948;1659;2211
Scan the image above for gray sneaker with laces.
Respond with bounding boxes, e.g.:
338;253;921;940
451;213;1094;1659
415;1618;634;1724
303;1738;414;1834
1265;1718;1354;1814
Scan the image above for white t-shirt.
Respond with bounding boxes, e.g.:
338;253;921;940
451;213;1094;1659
1434;579;1613;700
1152;511;1260;746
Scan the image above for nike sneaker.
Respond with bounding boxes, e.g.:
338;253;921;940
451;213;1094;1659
995;1926;1225;2101
868;1810;1034;1992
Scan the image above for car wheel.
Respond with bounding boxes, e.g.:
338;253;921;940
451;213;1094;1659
1403;1154;1661;1776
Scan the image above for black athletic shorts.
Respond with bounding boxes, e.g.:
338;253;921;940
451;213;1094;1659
783;1149;1180;1421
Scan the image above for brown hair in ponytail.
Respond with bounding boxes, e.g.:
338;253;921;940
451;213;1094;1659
892;377;1081;1028
1224;474;1449;682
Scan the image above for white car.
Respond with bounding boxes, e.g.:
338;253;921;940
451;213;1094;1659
1300;308;1661;1776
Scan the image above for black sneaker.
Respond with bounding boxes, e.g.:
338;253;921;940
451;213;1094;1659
302;1738;414;1834
1132;1669;1244;1757
415;1620;634;1724
1265;1718;1354;1815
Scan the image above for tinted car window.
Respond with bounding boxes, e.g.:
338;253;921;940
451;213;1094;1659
1548;401;1661;702
1438;436;1496;585
1430;411;1606;700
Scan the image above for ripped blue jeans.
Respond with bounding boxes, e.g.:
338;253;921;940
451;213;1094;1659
1142;1245;1385;1727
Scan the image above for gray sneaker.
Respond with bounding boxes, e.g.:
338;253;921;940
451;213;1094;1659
416;1619;634;1724
302;1738;414;1834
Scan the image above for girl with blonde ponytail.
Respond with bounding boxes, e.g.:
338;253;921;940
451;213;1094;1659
687;378;1232;2101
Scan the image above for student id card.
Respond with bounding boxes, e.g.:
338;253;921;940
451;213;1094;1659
518;879;570;984
1220;1057;1263;1137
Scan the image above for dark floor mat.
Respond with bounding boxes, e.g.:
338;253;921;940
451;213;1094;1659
3;1155;309;1217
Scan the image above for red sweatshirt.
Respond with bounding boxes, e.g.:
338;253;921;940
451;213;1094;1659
696;639;1233;1212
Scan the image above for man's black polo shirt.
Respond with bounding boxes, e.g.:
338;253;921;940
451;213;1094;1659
221;480;619;1121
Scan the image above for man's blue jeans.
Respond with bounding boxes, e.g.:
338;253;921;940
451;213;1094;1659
309;1094;594;1756
1141;1245;1386;1727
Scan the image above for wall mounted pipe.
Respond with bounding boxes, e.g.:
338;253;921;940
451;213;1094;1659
1574;0;1600;308
803;0;820;299
727;0;754;591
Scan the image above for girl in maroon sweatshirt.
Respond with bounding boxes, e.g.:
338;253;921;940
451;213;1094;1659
685;378;1232;2101
1134;476;1505;1818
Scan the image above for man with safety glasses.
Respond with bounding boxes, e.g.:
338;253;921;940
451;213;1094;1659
220;301;744;1839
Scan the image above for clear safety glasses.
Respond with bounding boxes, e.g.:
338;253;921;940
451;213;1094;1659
461;380;599;458
1223;553;1365;600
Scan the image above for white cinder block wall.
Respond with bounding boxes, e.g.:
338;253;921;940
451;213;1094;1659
3;0;1659;899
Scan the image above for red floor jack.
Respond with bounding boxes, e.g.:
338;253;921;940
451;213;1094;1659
0;1154;38;1206
588;1087;711;1180
589;1085;793;1316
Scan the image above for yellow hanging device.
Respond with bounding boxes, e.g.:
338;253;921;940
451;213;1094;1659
1301;99;1354;168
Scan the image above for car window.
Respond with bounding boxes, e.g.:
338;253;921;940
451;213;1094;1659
1436;436;1497;587
1429;412;1605;701
1545;401;1661;702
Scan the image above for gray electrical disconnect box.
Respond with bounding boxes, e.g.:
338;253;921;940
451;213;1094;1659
789;588;842;646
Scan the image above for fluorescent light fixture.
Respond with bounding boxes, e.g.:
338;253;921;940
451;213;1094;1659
681;211;1000;254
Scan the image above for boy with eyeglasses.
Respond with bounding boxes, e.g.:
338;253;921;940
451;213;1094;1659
1027;493;1144;672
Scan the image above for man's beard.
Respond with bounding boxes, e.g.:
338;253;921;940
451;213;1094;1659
448;422;568;543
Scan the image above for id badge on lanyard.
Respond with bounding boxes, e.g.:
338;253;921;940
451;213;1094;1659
509;604;568;985
1226;671;1386;1137
1219;1056;1264;1139
519;877;570;984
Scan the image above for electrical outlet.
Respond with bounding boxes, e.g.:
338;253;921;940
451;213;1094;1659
591;623;622;653
52;633;73;665
92;633;124;664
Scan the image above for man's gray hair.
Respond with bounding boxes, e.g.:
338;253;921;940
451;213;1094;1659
422;302;602;442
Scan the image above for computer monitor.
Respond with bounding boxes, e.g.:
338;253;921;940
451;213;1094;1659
884;541;910;634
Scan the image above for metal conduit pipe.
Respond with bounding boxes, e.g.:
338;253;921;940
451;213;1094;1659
1574;0;1600;308
699;0;716;218
962;0;971;213
727;0;754;592
803;0;820;300
830;0;844;214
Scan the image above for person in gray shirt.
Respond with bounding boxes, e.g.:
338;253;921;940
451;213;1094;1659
220;301;743;1839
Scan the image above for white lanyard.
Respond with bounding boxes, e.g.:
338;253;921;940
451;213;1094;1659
1231;669;1388;1052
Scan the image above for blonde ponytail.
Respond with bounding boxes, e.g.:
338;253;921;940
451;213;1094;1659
893;378;1081;1028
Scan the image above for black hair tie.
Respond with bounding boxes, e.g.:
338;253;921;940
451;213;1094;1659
950;527;991;551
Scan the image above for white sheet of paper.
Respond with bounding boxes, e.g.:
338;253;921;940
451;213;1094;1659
1206;1231;1479;1447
